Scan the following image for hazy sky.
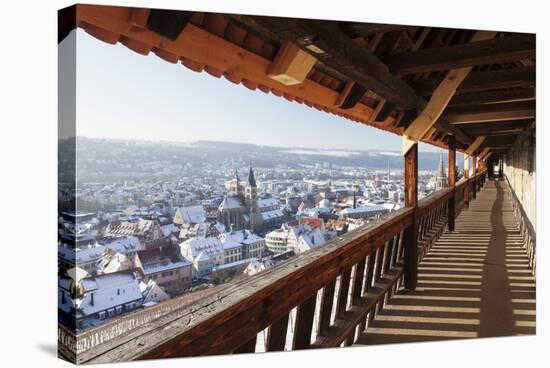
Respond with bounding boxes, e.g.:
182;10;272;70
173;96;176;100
75;29;442;153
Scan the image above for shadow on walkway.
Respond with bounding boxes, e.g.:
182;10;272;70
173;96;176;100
355;180;535;346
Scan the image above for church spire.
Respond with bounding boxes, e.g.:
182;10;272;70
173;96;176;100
247;167;257;188
435;153;447;190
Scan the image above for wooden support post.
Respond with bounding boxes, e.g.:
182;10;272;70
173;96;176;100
403;143;418;290
472;155;478;199
464;154;470;204
448;135;456;231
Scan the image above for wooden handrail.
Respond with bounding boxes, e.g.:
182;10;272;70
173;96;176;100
418;186;453;215
59;172;490;363
67;207;412;363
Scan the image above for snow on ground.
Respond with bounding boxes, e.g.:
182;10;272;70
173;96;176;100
280;149;361;157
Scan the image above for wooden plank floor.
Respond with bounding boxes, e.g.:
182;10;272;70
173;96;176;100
355;179;536;346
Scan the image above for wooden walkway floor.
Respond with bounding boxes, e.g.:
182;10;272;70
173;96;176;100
356;179;536;346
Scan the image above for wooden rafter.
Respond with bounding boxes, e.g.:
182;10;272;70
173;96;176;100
339;22;414;38
479;148;491;161
460;119;533;136
412;66;535;96
402;31;497;154
75;6;392;131
465;136;486;155
447;108;535;124
244;16;425;110
267;41;317;85
386;35;535;75
448;88;535;107
75;5;534;155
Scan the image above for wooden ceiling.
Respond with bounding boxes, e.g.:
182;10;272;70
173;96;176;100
60;4;536;157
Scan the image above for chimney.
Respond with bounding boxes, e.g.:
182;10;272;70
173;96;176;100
90;292;94;306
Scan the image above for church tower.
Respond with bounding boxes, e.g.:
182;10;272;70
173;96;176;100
245;167;257;202
229;169;242;196
244;167;262;232
435;153;447;190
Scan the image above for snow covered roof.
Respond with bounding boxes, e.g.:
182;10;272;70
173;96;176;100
219;230;264;249
261;209;284;220
220;236;242;250
180;236;223;258
66;266;90;283
137;247;190;275
340;204;389;214
59;244;106;264
176;205;206;224
296;207;332;218
257;198;279;209
70;272;143;317
161;223;180;237
218;196;243;210
104;236;142;254
294;228;326;254
104;218;159;238
96;250;133;275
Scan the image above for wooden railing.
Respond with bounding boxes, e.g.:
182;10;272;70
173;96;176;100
505;174;536;275
59;171;487;364
416;186;453;261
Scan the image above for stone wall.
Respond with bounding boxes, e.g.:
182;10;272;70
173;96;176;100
504;122;536;231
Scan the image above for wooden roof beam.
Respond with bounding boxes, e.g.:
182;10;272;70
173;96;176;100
447;88;535;107
386;34;535;75
245;16;425;110
267;41;317;85
460;119;533;136
481;134;519;147
465;136;486;155
447;107;535;124
444;100;535;114
402;31;496;153
412;65;535;96
478;147;490;161
339;22;415;38
433;120;473;146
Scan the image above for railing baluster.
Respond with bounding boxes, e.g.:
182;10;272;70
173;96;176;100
352;258;366;304
317;280;336;337
374;245;384;283
234;336;257;354
389;231;400;269
336;269;352;318
293;294;317;350
266;313;289;351
396;230;404;263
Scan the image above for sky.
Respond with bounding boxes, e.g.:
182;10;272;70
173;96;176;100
73;29;443;153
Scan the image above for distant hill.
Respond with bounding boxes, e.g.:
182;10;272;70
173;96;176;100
59;137;453;181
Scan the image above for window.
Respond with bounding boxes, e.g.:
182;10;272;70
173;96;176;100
116;306;122;314
125;303;134;311
107;308;115;317
98;311;106;320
